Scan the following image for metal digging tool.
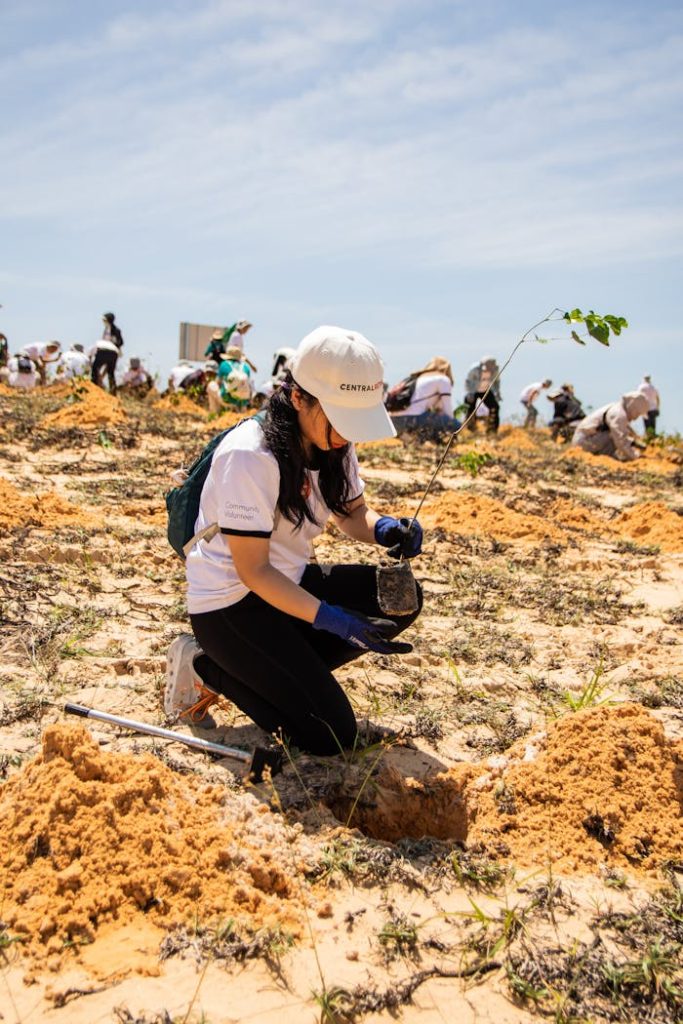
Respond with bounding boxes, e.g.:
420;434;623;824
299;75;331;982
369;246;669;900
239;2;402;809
64;703;283;783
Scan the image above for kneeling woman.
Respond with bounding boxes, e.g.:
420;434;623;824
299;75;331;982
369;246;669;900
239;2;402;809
165;327;423;755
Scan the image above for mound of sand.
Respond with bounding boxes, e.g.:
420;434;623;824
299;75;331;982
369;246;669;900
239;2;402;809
562;446;678;476
468;703;683;871
0;726;310;966
614;501;683;553
152;393;204;418
40;380;126;429
342;705;683;873
421;491;565;544
0;477;96;530
496;427;539;452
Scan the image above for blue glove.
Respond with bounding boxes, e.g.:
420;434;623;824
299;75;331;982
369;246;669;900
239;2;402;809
374;515;423;559
313;602;412;655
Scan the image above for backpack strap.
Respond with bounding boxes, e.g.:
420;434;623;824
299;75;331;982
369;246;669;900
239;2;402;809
183;522;220;558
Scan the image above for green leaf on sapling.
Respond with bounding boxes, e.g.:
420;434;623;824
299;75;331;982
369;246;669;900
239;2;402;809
587;320;610;346
571;331;586;345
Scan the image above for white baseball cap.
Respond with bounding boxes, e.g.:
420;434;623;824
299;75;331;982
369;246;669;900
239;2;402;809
290;326;396;443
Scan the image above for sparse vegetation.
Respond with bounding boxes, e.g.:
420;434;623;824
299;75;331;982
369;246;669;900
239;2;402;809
1;381;681;1023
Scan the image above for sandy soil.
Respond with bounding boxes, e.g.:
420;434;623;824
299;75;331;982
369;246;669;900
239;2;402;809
1;393;682;1024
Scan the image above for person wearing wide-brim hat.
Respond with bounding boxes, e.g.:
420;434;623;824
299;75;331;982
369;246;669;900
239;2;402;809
164;326;424;754
204;328;228;364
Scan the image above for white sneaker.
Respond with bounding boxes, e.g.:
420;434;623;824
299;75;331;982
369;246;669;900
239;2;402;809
164;634;205;720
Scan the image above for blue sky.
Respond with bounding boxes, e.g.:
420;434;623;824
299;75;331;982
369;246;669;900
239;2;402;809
1;0;682;429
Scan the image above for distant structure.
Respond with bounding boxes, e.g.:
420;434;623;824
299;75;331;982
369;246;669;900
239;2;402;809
178;322;225;361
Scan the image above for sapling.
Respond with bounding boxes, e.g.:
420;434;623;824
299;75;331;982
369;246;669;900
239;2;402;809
408;307;628;525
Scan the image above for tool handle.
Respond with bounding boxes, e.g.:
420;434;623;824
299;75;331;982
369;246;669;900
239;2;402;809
62;703;250;761
65;703;91;718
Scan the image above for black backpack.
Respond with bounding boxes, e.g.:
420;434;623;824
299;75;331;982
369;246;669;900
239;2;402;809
385;373;419;413
166;413;263;559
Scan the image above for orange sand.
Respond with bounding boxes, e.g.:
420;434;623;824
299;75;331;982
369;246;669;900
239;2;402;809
116;501;166;523
613;501;683;553
153;393;204;417
563;446;678;476
547;497;612;534
0;726;306;966
356;437;404;450
467;703;683;871
495;427;539;452
202;409;249;432
40;380;126;428
0;477;96;530
421;491;565;544
344;705;683;873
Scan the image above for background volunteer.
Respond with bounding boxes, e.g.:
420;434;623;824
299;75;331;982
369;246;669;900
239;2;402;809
389;357;461;436
572;392;649;461
519;379;552;428
165;326;423;755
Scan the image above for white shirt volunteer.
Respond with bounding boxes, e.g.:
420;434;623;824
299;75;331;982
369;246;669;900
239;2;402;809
169;364;193;390
638;380;659;410
520;381;544;404
228;329;245;353
58;349;89;379
186;418;364;614
20;342;60;363
7;356;37;389
395;372;454;418
122;368;147;386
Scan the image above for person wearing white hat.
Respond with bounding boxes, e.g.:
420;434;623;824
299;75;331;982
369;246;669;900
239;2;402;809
19;340;61;385
164;326;423;754
572;392;650;461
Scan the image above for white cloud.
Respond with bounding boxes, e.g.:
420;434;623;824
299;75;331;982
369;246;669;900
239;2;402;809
0;1;682;273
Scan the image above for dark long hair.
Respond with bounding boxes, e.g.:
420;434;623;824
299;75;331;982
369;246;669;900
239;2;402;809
262;372;354;528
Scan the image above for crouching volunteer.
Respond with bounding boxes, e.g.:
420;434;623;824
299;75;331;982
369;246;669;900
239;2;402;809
165;326;423;756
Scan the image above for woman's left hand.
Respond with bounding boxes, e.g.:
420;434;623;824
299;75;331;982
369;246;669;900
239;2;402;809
374;515;423;559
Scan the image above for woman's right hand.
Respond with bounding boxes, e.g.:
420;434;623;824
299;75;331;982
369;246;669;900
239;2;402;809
313;602;412;654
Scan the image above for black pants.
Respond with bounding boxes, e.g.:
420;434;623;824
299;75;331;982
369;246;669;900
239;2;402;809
466;391;500;432
190;563;422;755
91;349;118;393
644;409;659;436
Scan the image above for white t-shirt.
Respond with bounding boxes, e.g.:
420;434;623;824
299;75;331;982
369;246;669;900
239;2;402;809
186;418;364;614
638;381;659;410
520;381;544;403
228;330;245;353
123;368;147;386
20;342;60;363
58;350;90;379
393;372;453;418
7;356;37;389
169;364;193;390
